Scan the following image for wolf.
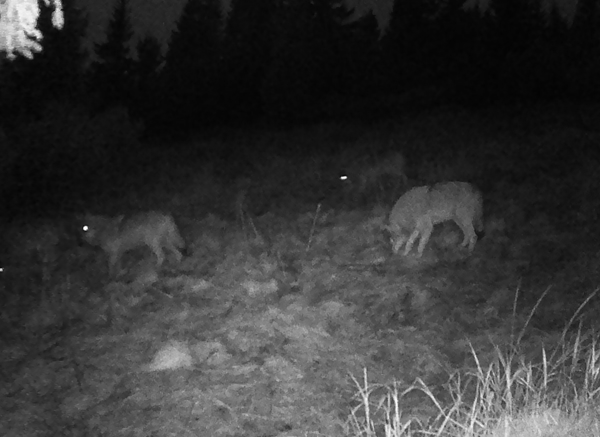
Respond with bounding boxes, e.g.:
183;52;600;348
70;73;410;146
80;211;185;276
340;151;407;194
387;182;483;257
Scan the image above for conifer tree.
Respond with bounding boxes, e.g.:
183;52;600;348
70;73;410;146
0;0;64;60
90;0;135;108
135;35;163;83
487;0;544;57
545;1;568;47
380;0;437;88
130;34;163;125
567;0;600;99
163;0;223;127
255;0;380;121
34;0;89;102
0;0;88;125
222;0;275;119
569;0;600;55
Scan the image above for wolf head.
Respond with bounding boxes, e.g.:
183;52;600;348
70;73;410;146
79;214;124;246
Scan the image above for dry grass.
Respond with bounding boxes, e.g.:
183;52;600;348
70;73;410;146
2;104;600;436
347;291;600;437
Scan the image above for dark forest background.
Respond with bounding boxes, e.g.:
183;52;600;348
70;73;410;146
1;0;599;217
1;0;599;134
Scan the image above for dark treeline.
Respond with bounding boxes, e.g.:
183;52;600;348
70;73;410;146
1;0;600;136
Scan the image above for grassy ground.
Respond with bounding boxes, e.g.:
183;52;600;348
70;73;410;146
1;103;600;436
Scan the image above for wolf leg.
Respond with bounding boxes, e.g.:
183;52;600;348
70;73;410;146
403;228;421;256
454;219;477;252
416;223;434;257
392;234;407;254
167;241;183;262
151;243;165;267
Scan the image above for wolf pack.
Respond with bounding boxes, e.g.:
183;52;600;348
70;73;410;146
2;148;484;278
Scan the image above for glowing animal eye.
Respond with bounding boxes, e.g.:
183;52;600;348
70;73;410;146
340;175;348;181
82;225;89;232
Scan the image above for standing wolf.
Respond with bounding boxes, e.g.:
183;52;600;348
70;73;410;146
80;211;185;276
388;182;483;257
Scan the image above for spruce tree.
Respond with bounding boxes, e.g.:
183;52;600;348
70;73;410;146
91;0;135;109
380;0;437;91
569;0;600;55
130;34;163;125
163;0;223;128
223;0;275;119
0;0;89;126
